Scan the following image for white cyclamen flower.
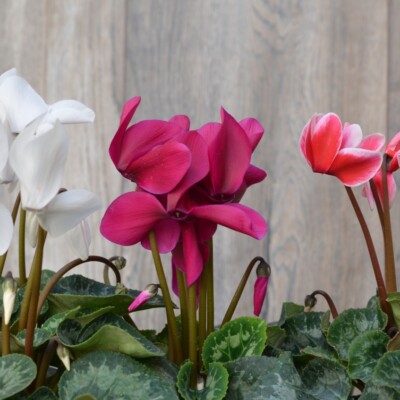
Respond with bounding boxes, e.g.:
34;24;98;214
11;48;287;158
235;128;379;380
0;202;13;255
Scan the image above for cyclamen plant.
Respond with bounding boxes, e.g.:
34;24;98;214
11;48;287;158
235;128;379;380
2;69;400;400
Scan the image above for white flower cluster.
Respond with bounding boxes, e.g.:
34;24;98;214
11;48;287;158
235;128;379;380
0;68;101;259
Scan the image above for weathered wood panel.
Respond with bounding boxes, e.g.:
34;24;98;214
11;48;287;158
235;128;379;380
0;0;396;329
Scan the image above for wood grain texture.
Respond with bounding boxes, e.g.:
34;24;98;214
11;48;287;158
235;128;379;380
0;0;397;329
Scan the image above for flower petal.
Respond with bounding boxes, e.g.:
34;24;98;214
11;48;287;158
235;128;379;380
190;203;267;239
37;189;101;236
10;120;69;210
0;76;48;133
310;113;342;173
328;148;383;186
240;118;264;150
169;115;190;131
0;203;13;255
359;133;385;152
253;276;269;316
64;220;91;260
141;218;180;253
208;108;251;194
182;223;204;287
46;100;95;124
100;191;167;246
128;289;153;312
299;114;323;168
341;123;362;149
127;141;192;194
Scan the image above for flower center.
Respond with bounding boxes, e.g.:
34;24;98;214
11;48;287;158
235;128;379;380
170;210;187;220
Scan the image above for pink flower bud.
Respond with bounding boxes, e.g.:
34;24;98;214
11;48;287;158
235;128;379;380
128;283;159;312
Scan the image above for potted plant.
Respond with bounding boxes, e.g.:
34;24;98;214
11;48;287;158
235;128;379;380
0;70;399;399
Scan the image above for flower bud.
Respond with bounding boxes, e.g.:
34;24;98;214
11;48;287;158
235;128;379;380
113;256;127;270
304;294;317;312
2;271;17;325
115;282;129;295
256;260;271;278
128;283;159;313
56;342;72;371
253;261;271;317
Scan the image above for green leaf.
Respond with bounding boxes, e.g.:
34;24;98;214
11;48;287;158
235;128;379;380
15;328;52;349
177;361;228;400
202;317;267;370
266;324;286;348
327;308;387;360
360;383;400;399
348;330;389;382
281;312;328;355
59;351;179;400
41;307;81;335
372;350;400;391
387;292;400;329
278;302;305;325
28;387;59;400
57;313;164;358
224;354;306;400
47;274;167;316
301;358;352;400
0;354;37;400
301;346;338;361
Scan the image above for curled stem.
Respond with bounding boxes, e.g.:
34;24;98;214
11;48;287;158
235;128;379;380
345;187;392;326
381;155;397;292
103;256;123;285
37;255;122;319
148;231;182;364
309;290;339;319
221;256;266;326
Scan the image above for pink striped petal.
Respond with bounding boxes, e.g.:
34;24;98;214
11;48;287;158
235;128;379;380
386;131;400;157
208;109;251;194
371;171;397;208
341;123;362;149
359;133;385;152
126;141;191;194
328;148;383;186
141;218;180;253
361;182;376;210
100;192;166;245
299;114;323;168
310;113;342;173
253;276;269;316
109;97;141;166
239;118;264;150
190;203;267;239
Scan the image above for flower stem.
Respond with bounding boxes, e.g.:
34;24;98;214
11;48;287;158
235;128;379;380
148;231;182;364
188;282;198;387
176;269;189;360
381;155;397;292
221;256;265;326
369;179;384;230
37;255;122;319
18;208;27;285
35;338;58;388
25;227;46;357
198;267;207;360
1;306;11;355
309;290;339;319
206;239;214;335
0;193;20;278
345;187;392;324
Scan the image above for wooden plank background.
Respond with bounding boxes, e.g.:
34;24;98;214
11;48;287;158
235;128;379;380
1;0;398;330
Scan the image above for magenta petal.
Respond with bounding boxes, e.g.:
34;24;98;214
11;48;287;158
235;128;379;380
128;141;192;194
167;131;210;209
328;148;383;186
240;118;264;150
141;218;180;253
181;223;204;287
386;131;400;157
197;122;221;147
100;192;166;245
244;164;267;187
310;113;342;173
190;203;267;239
110;97;141;166
209;109;251;194
128;290;153;312
169;115;190;131
359;133;385;152
253;276;268;316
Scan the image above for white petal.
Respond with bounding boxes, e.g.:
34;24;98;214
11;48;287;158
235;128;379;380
26;211;39;247
65;220;91;260
0;68;17;86
0;117;16;184
0;203;13;255
10;120;69;210
37;189;101;236
0;76;48;133
46;100;95;124
0;121;8;172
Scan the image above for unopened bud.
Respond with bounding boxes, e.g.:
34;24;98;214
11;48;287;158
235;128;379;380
256;260;271;278
304;294;317;312
112;256;127;270
2;272;17;325
128;284;160;312
57;342;72;371
115;282;129;295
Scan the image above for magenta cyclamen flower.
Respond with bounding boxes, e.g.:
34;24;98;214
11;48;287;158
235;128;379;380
300;113;384;186
128;284;159;312
109;97;192;194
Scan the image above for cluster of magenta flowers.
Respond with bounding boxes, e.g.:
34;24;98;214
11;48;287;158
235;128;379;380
100;97;269;374
300;112;400;325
